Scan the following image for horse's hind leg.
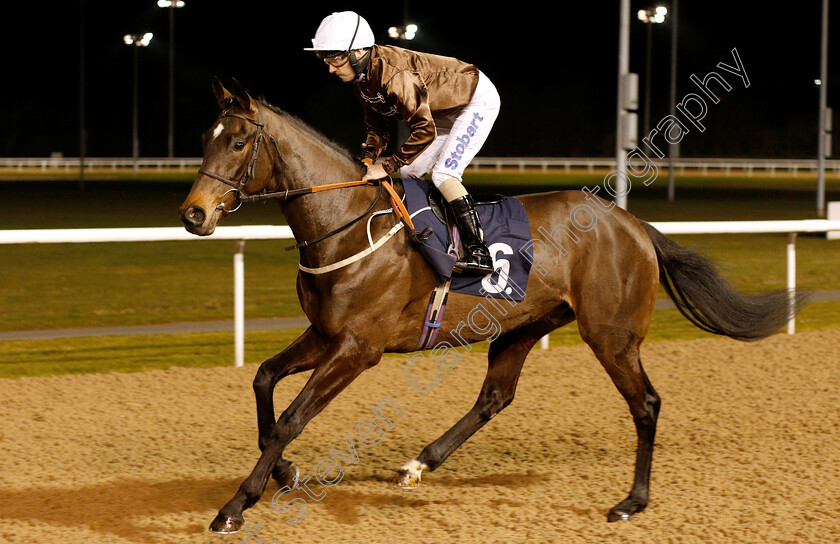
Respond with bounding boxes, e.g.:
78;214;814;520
252;326;325;486
391;325;547;487
579;323;661;522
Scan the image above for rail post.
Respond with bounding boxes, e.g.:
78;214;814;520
234;240;245;367
787;233;797;335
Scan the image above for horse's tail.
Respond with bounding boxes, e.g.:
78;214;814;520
640;221;808;341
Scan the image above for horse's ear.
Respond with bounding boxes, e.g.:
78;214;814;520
212;76;234;110
230;78;253;112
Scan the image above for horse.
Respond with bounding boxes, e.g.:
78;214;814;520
180;78;803;534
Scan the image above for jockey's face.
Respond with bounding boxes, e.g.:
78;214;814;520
323;50;363;82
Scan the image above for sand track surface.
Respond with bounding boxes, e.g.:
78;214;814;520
1;330;838;543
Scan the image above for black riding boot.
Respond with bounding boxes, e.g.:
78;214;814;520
448;194;495;274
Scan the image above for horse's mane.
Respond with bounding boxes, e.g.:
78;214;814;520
257;98;357;164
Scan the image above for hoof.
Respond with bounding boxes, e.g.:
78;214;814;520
209;512;244;534
607;497;647;523
390;469;421;489
607;509;632;522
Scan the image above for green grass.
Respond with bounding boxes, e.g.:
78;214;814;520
465;171;840;221
0;179;283;229
2;233;836;333
0;329;307;379
0;240;301;331
664;233;840;292
1;172;839;378
3;299;839;379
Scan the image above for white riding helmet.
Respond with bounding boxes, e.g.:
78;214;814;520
304;11;375;52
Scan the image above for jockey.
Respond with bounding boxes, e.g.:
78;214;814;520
304;11;500;275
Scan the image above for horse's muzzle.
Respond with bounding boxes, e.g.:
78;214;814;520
180;205;209;234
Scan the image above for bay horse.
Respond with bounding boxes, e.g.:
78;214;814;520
180;78;802;534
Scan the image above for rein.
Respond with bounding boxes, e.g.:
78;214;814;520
196;102;418;253
285;181;382;252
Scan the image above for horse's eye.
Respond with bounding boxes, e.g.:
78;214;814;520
233;141;246;152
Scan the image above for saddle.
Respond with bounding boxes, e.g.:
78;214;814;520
399;178;532;291
399;179;532;350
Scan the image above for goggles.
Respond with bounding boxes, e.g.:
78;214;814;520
316;51;349;66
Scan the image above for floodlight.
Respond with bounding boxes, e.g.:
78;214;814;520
638;6;667;24
388;24;419;40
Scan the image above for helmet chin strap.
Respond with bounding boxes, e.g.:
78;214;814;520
350;49;371;79
346;13;371;79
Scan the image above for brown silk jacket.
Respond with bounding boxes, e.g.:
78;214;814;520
354;45;480;174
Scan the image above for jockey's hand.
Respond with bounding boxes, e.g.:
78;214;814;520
362;162;389;181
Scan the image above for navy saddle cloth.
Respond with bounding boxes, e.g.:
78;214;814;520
400;179;533;300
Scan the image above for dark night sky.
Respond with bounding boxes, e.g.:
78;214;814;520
1;2;835;159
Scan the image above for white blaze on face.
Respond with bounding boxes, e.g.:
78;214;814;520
212;122;224;140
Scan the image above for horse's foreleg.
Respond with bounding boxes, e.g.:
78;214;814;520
580;323;660;522
210;332;382;534
391;327;539;488
252;326;325;486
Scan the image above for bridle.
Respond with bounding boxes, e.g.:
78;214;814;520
197;102;274;213
195;101;390;250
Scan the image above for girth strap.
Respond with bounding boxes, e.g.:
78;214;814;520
416;278;452;351
298;222;405;275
